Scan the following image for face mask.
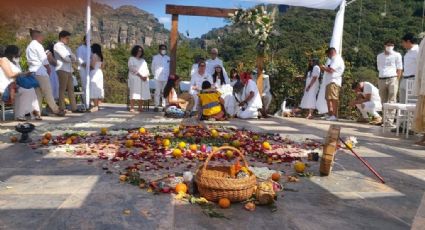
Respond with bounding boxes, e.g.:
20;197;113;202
385;46;394;53
160;50;167;55
13;57;20;64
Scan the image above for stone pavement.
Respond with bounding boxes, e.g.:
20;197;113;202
0;104;424;230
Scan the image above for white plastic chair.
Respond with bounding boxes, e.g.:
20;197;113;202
382;79;417;136
180;81;191;92
405;105;417;138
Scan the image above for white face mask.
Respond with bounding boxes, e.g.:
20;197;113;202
13;57;20;64
160;50;167;55
385;46;394;53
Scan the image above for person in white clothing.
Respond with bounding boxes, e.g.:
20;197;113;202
54;30;77;113
128;45;150;113
26;29;62;116
252;69;272;117
377;40;403;126
300;58;320;119
350;81;382;125
3;45;41;121
237;72;262;119
212;65;229;89
76;36;90;102
321;47;345;121
151;44;170;112
206;48;229;80
316;58;330;115
400;33;419;104
190;56;205;77
190;61;213;112
89;44;104;112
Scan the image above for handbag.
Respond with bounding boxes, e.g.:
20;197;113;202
16;74;39;89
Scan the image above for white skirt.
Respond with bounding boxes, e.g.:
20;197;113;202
14;87;40;118
316;82;328;114
300;86;319;109
128;75;151;100
90;69;104;99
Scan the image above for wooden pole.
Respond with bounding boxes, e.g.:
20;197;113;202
170;14;179;75
256;54;264;95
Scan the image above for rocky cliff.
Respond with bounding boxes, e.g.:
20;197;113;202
1;1;170;48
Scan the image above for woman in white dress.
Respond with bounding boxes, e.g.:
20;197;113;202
316;58;331;115
2;45;40;120
89;44;104;112
300;58;320;119
46;43;59;100
128;45;151;113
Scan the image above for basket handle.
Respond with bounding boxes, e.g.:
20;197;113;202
202;146;249;171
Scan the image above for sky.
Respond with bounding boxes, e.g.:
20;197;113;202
97;0;258;38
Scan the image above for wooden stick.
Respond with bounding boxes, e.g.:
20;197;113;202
339;137;385;184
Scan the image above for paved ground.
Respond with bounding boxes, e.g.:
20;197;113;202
0;104;424;230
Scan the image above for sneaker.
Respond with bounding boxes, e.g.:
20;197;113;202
369;116;382;125
153;107;159;112
326;115;338;121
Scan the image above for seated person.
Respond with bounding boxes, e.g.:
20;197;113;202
237;72;263;119
350;81;382;125
163;75;194;117
198;81;225;121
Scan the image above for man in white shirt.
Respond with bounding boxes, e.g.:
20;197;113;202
190;61;213;112
151;44;170;112
350;81;382;125
376;40;403;126
54;30;77;113
321;47;345;121
76;36;90;101
206;48;228;80
26;29;62;116
400;33;419;104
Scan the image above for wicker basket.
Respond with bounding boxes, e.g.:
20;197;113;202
195;146;257;202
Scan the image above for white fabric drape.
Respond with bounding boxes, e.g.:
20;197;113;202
329;0;346;54
248;0;344;10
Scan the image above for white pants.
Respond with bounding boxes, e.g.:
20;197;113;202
262;93;272;111
15;87;40;119
154;80;166;108
79;68;88;104
237;106;259;119
356;101;381;118
190;91;199;112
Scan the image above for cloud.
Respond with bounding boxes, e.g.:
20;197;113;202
158;16;171;25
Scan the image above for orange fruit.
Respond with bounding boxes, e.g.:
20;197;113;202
189;144;197;151
100;128;108;135
70;135;77;141
175;183;188;194
271;172;281;182
131;133;139;140
139;127;146;134
172;149;183;158
162;139;171;147
173;128;180;134
44;133;52;140
41;138;50;145
218;198;231;209
211;129;219;138
294;161;306;173
125;140;134;148
65;138;72;145
262;141;271;150
178;142;186;149
10;136;18;143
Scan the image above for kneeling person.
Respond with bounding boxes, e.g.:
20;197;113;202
350;81;382;125
198;81;225;120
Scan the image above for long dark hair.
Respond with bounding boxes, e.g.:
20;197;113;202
306;58;320;77
163;75;180;98
230;68;240;81
212;66;225;86
4;45;19;64
47;42;55;58
131;45;144;58
91;43;103;62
